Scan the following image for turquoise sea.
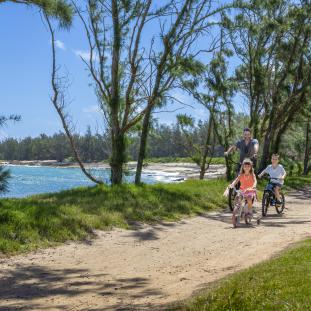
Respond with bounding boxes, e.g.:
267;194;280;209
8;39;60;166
2;165;180;198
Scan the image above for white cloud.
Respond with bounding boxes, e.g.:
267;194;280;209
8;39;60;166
82;105;100;114
74;50;99;62
0;129;8;140
55;40;66;50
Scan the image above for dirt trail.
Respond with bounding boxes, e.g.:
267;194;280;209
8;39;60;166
0;188;310;311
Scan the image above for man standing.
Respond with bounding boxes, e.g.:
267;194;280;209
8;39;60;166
225;128;259;173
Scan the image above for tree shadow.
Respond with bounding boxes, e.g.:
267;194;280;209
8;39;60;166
126;228;161;241
0;266;102;300
200;212;256;229
87;300;168;311
203;212;232;224
0;264;164;310
287;187;311;201
204;208;311;229
259;218;311;228
124;220;178;241
0;303;69;311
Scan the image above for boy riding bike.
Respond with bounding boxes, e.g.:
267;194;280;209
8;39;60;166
229;158;257;227
258;154;286;206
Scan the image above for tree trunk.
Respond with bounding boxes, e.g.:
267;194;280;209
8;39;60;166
110;0;122;185
110;130;125;185
199;116;213;180
225;156;233;181
249;105;260;141
199;152;208;180
135;107;152;185
273;129;282;154
303;120;310;175
260;136;271;171
209;109;233;181
259;121;274;171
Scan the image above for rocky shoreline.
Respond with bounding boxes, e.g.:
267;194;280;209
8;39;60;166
1;160;85;167
1;160;226;180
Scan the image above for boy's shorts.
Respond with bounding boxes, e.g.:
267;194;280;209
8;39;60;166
270;182;283;189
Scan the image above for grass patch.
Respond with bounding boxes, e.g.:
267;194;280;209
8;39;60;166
0;179;227;255
0;173;309;256
283;175;311;190
172;238;311;311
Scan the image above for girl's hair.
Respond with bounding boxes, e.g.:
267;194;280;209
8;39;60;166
239;158;254;175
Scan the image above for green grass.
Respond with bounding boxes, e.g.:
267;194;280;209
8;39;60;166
145;157;225;165
172;239;311;311
0;179;227;255
283;175;311;190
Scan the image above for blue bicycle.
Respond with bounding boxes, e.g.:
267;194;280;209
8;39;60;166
262;177;285;216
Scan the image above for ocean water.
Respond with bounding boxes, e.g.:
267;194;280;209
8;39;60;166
1;165;181;198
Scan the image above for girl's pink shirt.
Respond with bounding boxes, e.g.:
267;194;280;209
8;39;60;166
239;173;255;190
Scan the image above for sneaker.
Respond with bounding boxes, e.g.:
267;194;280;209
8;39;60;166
276;199;282;205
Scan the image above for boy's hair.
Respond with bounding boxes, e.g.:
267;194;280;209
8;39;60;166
272;153;280;159
243;127;251;133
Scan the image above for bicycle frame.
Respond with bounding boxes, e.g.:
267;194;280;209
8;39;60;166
262;177;286;216
234;191;251;218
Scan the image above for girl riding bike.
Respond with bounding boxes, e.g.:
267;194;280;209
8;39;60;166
228;158;257;227
224;127;259;210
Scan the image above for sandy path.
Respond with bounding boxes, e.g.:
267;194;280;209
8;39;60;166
0;188;310;311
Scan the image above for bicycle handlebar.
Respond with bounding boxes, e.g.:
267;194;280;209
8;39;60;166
260;174;283;182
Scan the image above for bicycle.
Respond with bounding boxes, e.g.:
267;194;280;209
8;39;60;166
232;190;260;228
261;177;286;217
225;155;257;211
224;155;241;211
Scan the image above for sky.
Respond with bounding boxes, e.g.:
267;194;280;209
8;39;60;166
0;1;244;139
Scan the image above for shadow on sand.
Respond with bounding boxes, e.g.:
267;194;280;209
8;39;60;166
0;265;165;311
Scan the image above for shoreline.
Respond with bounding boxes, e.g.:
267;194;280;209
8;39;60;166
1;160;226;180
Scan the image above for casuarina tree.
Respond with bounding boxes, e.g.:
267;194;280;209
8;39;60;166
0;0;72;26
48;0;232;185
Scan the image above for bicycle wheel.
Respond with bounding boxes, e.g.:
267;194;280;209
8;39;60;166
228;187;236;211
232;215;238;228
275;193;285;214
262;192;269;216
245;213;252;225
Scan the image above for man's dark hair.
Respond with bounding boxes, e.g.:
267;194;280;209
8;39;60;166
243;127;251;132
